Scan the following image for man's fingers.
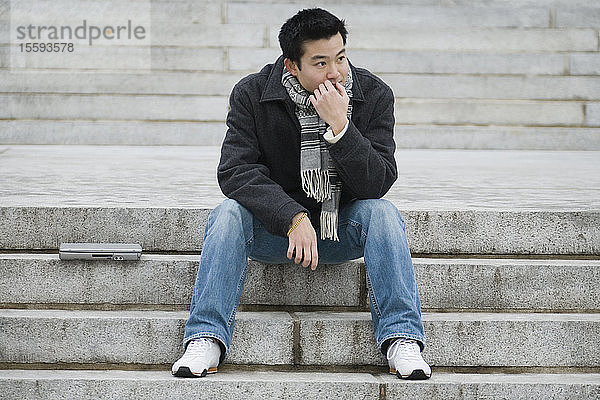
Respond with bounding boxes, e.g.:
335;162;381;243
312;81;345;110
287;241;294;260
314;86;324;101
310;241;318;270
324;80;344;97
335;81;347;97
294;245;303;264
301;244;311;268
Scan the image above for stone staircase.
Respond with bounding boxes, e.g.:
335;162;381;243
1;230;600;398
1;0;600;397
1;0;600;150
1;146;599;399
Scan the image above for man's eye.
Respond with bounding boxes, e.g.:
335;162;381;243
317;62;326;67
338;56;346;62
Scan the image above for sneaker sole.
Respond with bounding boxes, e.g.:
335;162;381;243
172;366;218;378
389;368;431;380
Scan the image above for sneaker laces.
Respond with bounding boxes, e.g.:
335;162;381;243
186;338;215;356
387;338;421;361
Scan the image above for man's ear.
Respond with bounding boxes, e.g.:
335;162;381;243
284;58;299;77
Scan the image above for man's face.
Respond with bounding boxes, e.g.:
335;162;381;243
285;33;349;94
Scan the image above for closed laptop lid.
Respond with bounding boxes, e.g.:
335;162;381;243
59;243;142;253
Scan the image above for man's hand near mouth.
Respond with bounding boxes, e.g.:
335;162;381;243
309;79;350;136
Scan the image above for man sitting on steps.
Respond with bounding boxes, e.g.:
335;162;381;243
172;7;431;380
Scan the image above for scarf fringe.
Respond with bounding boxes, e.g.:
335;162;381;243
301;169;331;202
320;210;339;241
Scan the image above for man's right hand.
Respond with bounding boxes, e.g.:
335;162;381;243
287;212;319;270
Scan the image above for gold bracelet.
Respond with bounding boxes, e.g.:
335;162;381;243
287;212;307;237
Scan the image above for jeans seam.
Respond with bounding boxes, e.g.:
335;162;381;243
359;220;380;317
365;271;382;318
245;224;254;247
227;254;249;328
227;219;253;327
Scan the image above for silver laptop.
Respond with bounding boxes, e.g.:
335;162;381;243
59;243;142;261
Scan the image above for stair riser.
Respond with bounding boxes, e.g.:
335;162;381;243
2;257;598;311
0;371;377;400
1;371;599;400
2;208;599;255
1;311;597;367
296;313;600;367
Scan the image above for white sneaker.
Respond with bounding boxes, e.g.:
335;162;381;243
172;337;221;378
387;338;431;380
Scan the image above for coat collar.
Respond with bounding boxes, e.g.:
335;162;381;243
260;55;365;103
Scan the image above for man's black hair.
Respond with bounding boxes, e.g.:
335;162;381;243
278;8;347;69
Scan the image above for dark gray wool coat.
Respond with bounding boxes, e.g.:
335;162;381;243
217;56;398;238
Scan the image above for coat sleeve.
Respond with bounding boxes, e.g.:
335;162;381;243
217;82;308;237
326;85;397;199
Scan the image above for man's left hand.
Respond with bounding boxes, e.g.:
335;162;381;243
309;80;349;135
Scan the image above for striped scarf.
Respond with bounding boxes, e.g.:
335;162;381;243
282;66;353;241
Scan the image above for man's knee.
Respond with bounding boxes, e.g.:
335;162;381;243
354;199;405;228
359;199;399;216
210;199;252;227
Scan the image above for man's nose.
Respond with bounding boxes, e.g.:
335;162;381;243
327;64;340;80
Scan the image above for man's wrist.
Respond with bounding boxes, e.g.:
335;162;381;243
288;212;308;236
331;118;348;136
289;212;306;228
324;119;349;144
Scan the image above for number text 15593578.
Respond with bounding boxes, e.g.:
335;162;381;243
19;43;74;52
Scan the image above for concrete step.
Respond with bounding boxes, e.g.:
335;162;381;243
348;50;570;75
5;70;600;101
2;94;596;127
0;71;243;96
3;94;596;128
228;48;571;75
3;0;600;153
0;94;228;121
0;309;293;366
588;104;600;126
556;7;600;28
1;370;599;400
8;4;597;51
8;45;591;77
1;310;598;367
380;75;600;101
0;120;230;146
2;121;600;151
1;206;598;255
3;0;222;26
571;53;600;75
0;45;228;72
0;146;598;254
331;28;599;52
2;255;599;312
4;0;596;30
394;99;586;127
394;126;600;151
227;3;551;28
0;255;363;309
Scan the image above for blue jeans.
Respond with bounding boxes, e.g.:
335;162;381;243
184;198;425;360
